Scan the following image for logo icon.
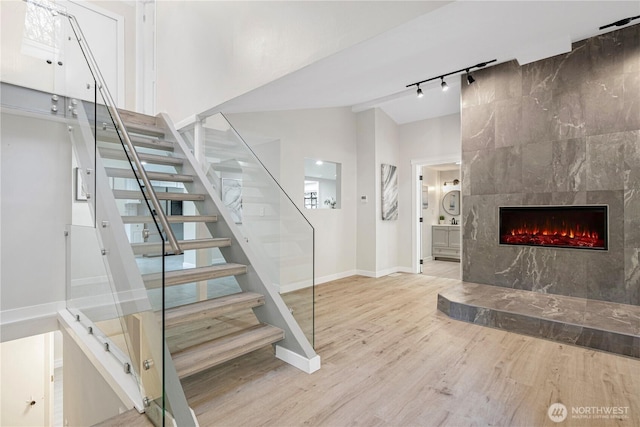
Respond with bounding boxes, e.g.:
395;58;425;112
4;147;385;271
548;403;568;423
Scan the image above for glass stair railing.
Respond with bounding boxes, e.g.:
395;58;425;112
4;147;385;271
180;114;315;346
15;0;194;425
6;1;318;425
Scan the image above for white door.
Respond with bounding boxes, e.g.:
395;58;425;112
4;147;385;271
60;0;124;106
0;1;122;105
0;334;52;427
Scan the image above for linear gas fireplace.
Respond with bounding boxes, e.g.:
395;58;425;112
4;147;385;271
499;206;608;250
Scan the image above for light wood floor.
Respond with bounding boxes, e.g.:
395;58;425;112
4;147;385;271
180;274;640;426
422;259;461;280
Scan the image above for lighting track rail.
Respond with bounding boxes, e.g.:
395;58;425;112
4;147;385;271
407;59;497;96
599;15;640;30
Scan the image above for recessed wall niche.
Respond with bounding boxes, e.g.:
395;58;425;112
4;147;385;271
304;158;341;209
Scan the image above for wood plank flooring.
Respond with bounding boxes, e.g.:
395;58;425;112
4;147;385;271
180;273;640;427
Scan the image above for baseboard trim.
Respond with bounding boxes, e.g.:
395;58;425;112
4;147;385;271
279;270;357;293
275;345;321;374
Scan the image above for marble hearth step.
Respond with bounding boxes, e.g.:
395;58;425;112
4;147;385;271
437;282;640;359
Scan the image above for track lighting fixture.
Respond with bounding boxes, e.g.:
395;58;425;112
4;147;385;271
440;77;449;92
466;69;475;85
599;15;639;30
417;85;424;98
406;59;496;93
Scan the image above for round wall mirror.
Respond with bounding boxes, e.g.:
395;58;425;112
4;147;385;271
442;190;460;216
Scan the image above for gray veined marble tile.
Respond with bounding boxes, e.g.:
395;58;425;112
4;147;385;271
623;71;640;131
494;246;524;288
461;104;495;152
552;138;586;192
551;90;586;141
521;93;555;145
586;135;625;191
522;56;556;96
623;24;640;74
586;29;626;78
550;191;587;205
495;98;522;148
625;131;640;164
624;248;640;307
494;146;522;194
582;75;627;136
494;60;522;101
522;142;554;193
624;189;640;248
468;149;496;195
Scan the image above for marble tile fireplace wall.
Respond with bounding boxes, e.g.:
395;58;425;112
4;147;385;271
461;23;640;306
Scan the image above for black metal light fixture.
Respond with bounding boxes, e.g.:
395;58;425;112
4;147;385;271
599;15;639;30
466;69;475;85
440;77;449;92
417;84;424;98
407;59;497;93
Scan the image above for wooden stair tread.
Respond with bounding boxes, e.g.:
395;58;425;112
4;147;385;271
113;189;205;201
121;215;217;224
105;167;194;183
142;263;248;289
173;324;284;379
99;147;183;166
98;132;175;152
162;292;265;328
123;121;165;138
131;238;231;255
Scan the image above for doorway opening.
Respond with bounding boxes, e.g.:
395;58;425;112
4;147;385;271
412;158;461;280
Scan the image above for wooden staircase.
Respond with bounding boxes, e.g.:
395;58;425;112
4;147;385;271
97;109;285;379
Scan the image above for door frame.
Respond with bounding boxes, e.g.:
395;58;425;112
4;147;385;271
410;155;460;274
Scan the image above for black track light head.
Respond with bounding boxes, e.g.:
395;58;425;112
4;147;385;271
417;85;424;98
466;72;475;85
441;77;449;92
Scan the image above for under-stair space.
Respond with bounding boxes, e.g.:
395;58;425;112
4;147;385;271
96;108;287;380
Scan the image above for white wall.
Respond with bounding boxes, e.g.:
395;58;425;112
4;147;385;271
226;108;358;283
356;109;377;274
155;1;442;122
1;113;70;315
374;109;400;274
61;328;127;427
398;113;461;270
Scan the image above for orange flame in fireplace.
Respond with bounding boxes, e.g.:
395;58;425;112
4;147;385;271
510;224;598;240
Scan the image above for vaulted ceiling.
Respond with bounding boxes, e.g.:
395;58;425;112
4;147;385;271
219;1;640;125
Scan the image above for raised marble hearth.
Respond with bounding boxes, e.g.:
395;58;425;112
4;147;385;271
438;283;640;358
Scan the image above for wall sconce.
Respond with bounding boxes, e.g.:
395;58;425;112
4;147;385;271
443;179;460;187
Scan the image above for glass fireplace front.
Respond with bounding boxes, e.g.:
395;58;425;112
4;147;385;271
499;206;608;250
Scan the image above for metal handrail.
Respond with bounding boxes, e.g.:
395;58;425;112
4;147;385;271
26;0;182;255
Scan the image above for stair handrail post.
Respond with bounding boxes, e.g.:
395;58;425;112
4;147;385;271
26;0;182;255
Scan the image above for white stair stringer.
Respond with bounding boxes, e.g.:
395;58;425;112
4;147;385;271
160;113;320;373
68;104;197;426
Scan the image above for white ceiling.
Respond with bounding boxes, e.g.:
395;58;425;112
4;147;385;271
218;1;640;125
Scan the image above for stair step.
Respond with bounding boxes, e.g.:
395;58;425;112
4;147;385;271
162;292;265;329
172;324;284;379
99;147;183;166
142;263;248;289
113;189;205;202
121;215;218;224
131;238;231;255
98;133;175;152
123;121;166;138
105;167;194;183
